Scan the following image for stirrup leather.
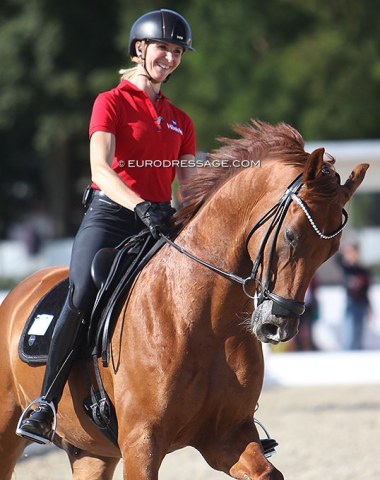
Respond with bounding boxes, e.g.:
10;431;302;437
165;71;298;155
16;397;57;445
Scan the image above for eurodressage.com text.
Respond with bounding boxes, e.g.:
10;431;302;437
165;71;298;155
124;159;261;168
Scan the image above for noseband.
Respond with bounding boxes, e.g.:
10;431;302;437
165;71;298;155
162;172;348;319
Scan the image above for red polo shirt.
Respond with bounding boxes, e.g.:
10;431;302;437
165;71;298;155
89;79;196;202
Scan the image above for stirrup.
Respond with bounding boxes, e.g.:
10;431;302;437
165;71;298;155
16;397;57;445
254;417;278;458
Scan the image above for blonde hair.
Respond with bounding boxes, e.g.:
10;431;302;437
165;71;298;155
119;65;138;80
119;52;142;80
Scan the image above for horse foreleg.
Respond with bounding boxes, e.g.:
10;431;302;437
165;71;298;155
199;421;284;480
67;450;119;480
121;445;162;480
122;458;160;479
118;427;164;480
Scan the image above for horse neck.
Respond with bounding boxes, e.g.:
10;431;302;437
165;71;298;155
178;170;256;274
174;169;270;325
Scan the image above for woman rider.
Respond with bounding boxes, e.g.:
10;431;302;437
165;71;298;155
17;8;196;445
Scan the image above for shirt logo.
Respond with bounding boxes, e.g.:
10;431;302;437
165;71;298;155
167;119;183;136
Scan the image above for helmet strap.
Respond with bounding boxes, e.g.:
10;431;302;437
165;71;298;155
136;41;159;85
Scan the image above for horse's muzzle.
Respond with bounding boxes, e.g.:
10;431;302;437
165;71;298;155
251;300;300;344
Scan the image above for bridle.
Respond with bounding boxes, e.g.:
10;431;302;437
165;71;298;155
161;172;348;319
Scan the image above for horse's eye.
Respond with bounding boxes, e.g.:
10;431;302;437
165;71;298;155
285;227;298;247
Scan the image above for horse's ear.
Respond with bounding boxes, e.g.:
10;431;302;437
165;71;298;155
303;148;325;182
342;163;369;204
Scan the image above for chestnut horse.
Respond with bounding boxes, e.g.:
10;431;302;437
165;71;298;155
0;122;367;480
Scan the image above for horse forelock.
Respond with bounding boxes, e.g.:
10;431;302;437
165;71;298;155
174;120;309;229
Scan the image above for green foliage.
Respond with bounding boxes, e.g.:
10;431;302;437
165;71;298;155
0;0;121;235
1;0;380;236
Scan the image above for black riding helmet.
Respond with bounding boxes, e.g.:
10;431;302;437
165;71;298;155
128;9;194;57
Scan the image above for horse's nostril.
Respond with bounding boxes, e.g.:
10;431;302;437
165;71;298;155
261;323;278;337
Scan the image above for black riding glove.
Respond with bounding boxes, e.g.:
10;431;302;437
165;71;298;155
134;201;175;239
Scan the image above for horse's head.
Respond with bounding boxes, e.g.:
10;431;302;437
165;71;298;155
247;146;368;344
175;121;368;345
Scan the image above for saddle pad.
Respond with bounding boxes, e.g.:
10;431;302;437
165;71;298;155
18;278;69;364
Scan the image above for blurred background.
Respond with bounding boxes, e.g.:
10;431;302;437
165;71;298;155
2;2;380;479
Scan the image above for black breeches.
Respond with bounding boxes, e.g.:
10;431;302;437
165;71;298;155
69;192;144;316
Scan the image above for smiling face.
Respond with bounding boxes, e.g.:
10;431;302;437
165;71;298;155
136;40;183;83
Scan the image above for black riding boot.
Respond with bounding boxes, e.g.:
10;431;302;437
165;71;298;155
16;289;85;444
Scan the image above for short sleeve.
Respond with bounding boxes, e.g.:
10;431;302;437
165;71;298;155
179;115;196;157
88;91;119;139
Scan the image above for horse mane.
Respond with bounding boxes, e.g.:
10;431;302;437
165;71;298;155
174;120;335;228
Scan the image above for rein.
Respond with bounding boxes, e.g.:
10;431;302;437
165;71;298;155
162;172;348;319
